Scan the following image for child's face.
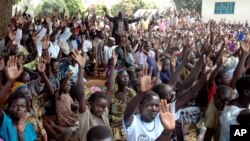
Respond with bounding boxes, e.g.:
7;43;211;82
10;98;27;119
63;80;72;93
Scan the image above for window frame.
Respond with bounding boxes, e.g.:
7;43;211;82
214;2;235;14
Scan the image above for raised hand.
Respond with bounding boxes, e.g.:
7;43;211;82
182;36;190;48
139;66;156;93
72;49;86;67
17;53;25;66
157;59;162;72
0;58;5;71
17;113;29;133
159;99;175;131
241;40;250;54
6;56;23;81
110;50;117;66
42;50;51;64
103;6;108;13
66;70;73;78
37;57;46;73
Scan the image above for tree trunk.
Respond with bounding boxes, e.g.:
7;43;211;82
0;0;13;39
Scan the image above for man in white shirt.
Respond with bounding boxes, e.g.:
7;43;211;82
82;37;92;54
103;37;117;64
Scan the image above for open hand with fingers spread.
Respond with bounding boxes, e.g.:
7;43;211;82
37;57;46;73
159;99;175;132
72;49;86;67
139;66;157;93
6;56;23;81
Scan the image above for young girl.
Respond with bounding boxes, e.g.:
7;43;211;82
0;56;37;141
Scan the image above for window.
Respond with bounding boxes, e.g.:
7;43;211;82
214;2;235;14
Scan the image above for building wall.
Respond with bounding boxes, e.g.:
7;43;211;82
202;0;250;23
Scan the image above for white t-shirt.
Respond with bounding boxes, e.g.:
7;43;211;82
82;39;92;53
103;45;117;64
48;41;60;58
123;114;164;141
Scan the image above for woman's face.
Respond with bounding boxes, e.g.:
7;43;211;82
117;71;129;86
140;95;160;122
90;98;108;117
9;98;27;119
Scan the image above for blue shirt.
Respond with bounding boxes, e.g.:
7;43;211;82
147;57;158;77
160;70;172;84
0;112;37;141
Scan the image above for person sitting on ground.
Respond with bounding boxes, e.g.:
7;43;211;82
87;125;112;141
0;56;37;141
204;86;234;141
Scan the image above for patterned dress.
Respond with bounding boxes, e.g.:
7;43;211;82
109;88;136;141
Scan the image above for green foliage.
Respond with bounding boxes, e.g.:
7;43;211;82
64;0;85;16
36;0;69;17
111;0;157;16
89;3;106;16
173;0;202;13
11;0;21;5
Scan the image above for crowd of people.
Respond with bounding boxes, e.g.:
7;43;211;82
0;5;249;141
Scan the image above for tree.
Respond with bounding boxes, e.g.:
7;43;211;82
173;0;202;14
0;0;20;39
36;0;69;17
88;3;106;16
64;0;85;16
111;0;157;16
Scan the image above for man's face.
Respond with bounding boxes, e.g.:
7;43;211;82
118;12;123;19
140;95;160;122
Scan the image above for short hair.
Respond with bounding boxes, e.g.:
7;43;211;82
214;85;234;100
236;76;250;97
215;71;227;85
87;126;112;141
88;91;107;103
50;58;59;66
139;91;159;106
237;109;250;125
152;84;167;99
245;68;250;75
7;91;28;110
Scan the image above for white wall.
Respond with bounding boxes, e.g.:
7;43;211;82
202;0;250;23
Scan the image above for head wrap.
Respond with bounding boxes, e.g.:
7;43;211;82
11;82;28;93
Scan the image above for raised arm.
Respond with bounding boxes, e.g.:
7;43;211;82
0;56;23;120
175;66;211;111
37;57;55;96
71;49;86;113
167;38;190;88
177;54;204;95
123;67;156;128
230;40;250;89
128;17;142;24
106;51;117;107
156;100;176;141
103;7;114;22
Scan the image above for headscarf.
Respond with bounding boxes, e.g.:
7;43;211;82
11;82;28;93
